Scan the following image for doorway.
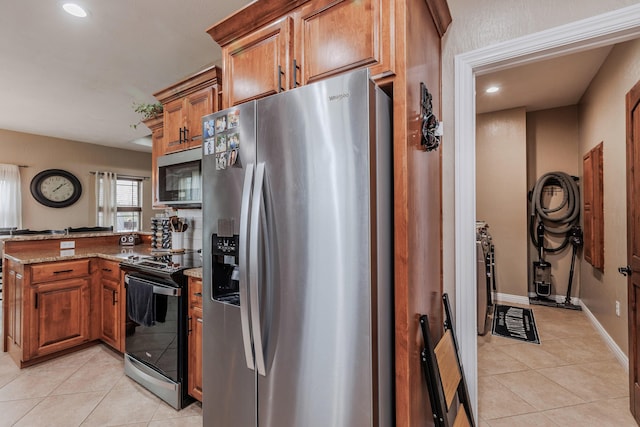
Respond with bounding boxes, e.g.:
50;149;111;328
454;4;640;413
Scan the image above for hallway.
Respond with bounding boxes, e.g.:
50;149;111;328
478;303;636;426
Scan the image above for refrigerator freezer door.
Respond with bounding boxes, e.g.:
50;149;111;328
254;69;390;426
202;102;258;427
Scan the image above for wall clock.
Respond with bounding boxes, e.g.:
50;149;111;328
30;169;82;208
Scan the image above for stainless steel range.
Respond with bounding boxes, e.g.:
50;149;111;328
120;250;201;410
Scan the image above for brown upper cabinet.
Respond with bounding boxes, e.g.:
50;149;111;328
208;0;392;108
154;66;222;153
142;116;164;208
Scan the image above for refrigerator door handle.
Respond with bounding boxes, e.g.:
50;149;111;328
249;162;267;376
239;163;255;371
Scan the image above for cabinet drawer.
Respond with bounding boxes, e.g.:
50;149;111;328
31;259;90;283
99;260;121;281
189;278;203;309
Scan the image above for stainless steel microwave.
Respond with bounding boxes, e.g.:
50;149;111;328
157;148;202;207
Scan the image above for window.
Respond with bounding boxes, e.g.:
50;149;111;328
116;178;143;231
97;175;143;231
0;164;22;228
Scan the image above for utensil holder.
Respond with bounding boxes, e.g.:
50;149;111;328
171;232;184;252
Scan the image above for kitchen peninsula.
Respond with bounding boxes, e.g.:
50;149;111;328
2;232;152;368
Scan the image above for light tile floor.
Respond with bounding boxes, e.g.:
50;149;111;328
478;303;637;426
1;300;636;426
0;307;203;427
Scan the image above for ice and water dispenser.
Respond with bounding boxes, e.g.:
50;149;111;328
211;218;240;305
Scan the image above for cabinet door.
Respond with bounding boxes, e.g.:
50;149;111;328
163;98;186;153
4;266;23;352
188;305;203;401
583;143;604;269
222;17;293;108
294;0;392;85
184;88;213;150
188;277;203;401
151;123;165;208
30;278;90;358
100;276;120;350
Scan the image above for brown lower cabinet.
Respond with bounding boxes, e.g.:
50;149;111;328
2;257;124;367
29;276;91;358
98;259;124;352
3;259;24;363
187;276;203;401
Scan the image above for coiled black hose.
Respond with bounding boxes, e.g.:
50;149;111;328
529;172;580;254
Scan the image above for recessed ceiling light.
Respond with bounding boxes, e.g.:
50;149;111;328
62;3;87;18
486;86;500;94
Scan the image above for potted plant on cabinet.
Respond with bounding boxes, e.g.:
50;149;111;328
131;102;163;129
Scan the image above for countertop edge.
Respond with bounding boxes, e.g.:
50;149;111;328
184;267;203;279
3;246;154;265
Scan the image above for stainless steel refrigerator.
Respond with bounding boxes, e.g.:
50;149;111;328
201;69;393;427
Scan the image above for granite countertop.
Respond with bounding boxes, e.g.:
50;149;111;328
0;231;152;242
184;267;202;278
3;244;155;265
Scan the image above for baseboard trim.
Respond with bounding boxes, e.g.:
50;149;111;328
495;293;628;371
495;292;529;306
580;301;629;372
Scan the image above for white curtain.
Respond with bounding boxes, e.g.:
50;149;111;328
0;164;22;228
95;171;117;229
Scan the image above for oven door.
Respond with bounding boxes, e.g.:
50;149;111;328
124;273;182;382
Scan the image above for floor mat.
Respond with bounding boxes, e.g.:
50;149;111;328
491;304;540;344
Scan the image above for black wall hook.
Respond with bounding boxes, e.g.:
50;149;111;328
420;82;440;152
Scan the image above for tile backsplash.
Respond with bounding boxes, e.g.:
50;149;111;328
175;208;203;251
151;209;202;251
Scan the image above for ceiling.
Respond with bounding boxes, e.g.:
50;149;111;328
0;2;618;154
0;0;251;153
476;46;614;114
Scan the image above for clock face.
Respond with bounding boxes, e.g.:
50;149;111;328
30;169;82;208
40;175;75;202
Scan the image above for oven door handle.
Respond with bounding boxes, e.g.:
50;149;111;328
125;275;181;297
152;285;181;297
250;162;267;376
239;163;255;371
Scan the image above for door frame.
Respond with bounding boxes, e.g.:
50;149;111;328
454;4;640;413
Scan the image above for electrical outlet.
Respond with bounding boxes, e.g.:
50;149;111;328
616;301;621;317
60;240;75;249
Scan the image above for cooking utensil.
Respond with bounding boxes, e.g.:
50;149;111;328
169;216;179;232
